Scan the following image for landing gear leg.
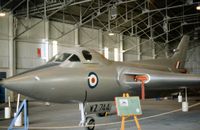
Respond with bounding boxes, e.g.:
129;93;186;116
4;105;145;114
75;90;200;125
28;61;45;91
79;103;86;126
79;103;95;130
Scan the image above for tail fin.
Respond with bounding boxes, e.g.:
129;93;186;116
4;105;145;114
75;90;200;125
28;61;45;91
171;35;190;71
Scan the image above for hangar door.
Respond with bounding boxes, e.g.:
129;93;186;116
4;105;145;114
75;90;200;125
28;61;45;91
0;72;6;103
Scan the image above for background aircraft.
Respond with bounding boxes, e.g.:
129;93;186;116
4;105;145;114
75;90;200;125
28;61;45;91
0;35;200;129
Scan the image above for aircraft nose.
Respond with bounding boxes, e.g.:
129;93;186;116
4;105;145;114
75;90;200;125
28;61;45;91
1;74;34;94
1;77;20;92
1;78;15;90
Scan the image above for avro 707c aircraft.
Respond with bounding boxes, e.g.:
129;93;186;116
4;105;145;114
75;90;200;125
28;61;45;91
0;35;200;129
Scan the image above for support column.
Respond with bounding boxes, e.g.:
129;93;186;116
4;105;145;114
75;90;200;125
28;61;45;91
44;20;49;41
149;13;156;60
165;43;169;58
7;13;16;102
44;19;49;61
75;25;80;47
9;14;16;76
152;41;156;59
137;37;141;60
43;0;50;61
98;29;103;54
119;34;123;62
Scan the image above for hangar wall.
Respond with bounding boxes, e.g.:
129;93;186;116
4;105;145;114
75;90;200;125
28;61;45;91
1;13;200;102
1;14;199;76
0;14;10;76
185;45;200;74
13;16;167;73
123;36;166;61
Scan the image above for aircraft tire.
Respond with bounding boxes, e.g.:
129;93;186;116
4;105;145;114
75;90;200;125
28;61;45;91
85;116;95;130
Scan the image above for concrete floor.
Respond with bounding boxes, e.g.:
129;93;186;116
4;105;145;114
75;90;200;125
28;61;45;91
0;98;200;130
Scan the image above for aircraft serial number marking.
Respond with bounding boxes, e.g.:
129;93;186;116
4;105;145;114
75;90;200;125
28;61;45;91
90;103;112;113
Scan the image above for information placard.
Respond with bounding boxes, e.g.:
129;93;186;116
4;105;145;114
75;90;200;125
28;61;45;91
115;96;142;116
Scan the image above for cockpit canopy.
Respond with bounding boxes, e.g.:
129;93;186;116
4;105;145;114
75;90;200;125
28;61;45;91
47;47;109;65
48;53;80;63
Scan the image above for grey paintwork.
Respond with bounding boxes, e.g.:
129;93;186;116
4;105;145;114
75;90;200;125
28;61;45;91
1;35;200;103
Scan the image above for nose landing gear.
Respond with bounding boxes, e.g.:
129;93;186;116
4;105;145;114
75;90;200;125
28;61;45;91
79;103;95;130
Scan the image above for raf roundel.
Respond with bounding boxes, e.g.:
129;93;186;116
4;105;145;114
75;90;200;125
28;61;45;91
88;72;99;89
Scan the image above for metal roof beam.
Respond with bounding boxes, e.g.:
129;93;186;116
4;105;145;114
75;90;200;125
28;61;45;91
55;0;116;40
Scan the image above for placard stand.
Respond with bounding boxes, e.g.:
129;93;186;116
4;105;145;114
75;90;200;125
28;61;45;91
115;93;141;130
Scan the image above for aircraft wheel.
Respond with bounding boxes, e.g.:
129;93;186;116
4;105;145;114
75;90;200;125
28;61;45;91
97;112;106;117
85;116;95;130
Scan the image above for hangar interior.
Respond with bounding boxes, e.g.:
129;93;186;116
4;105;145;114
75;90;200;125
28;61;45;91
0;0;200;102
0;1;200;130
0;1;200;102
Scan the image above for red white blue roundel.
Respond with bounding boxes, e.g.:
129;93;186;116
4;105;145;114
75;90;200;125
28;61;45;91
88;72;99;89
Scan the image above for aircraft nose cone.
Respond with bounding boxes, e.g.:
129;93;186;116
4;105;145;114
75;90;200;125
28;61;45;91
1;77;20;92
1;74;34;94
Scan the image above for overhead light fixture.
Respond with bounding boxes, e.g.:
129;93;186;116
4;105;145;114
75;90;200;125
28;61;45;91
110;5;117;20
108;32;114;36
0;12;6;17
196;5;200;10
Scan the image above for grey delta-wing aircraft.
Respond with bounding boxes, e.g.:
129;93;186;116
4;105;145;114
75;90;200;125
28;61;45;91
0;35;200;129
